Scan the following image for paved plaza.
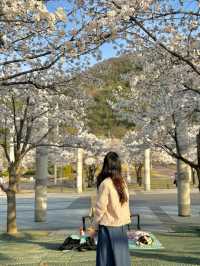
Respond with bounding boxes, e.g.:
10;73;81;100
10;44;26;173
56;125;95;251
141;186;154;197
0;189;200;233
0;189;200;266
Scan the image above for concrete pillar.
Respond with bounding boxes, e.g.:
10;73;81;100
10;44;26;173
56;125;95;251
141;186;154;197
176;119;190;217
35;146;48;222
35;112;48;222
126;163;131;183
77;148;83;193
144;148;151;191
188;166;192;183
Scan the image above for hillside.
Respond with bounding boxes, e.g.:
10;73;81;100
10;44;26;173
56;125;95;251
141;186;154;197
85;53;142;138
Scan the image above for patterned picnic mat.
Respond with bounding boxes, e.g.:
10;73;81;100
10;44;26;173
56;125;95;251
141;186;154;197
128;233;164;250
74;232;164;250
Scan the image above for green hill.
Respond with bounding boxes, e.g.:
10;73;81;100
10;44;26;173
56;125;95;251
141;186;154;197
85;54;142;138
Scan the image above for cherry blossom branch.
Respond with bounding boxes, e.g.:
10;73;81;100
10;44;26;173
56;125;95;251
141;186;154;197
111;1;200;76
129;17;200;76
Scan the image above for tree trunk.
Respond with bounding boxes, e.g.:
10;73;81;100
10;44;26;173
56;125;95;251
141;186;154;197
6;190;17;234
16;171;21;193
176;119;191;216
135;163;143;186
7;165;18;234
87;165;96;188
177;159;191;216
192;168;197;186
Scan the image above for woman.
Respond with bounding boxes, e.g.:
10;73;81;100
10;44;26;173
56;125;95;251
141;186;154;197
94;151;131;266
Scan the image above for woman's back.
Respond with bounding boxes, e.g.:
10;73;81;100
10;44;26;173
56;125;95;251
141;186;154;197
95;151;131;266
95;177;131;227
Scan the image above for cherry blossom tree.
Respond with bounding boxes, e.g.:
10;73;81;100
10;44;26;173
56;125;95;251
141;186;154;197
111;46;200;215
122;131;146;186
0;85;86;234
113;47;199;173
123;130;176;185
0;0;117;93
1;0;200;230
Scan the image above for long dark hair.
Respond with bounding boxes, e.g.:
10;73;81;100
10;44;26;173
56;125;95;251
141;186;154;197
97;151;128;204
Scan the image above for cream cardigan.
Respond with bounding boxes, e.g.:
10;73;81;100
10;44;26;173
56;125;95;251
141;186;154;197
94;177;131;227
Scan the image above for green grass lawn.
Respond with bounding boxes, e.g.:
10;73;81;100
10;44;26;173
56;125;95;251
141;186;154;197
0;226;200;266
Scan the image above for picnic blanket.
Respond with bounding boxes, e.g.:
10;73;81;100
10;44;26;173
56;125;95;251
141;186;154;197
59;231;164;251
128;231;164;250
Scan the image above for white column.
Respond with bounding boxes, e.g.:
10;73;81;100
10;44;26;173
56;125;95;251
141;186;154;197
176;119;190;217
54;164;57;185
77;148;83;193
35;146;48;222
126;163;131;183
35;114;48;222
144;148;151;191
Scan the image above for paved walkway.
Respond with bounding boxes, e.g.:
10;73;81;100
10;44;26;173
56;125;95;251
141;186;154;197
0;190;200;266
0;189;199;233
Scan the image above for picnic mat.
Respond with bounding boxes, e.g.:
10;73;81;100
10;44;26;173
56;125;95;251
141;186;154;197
67;232;164;251
128;233;164;250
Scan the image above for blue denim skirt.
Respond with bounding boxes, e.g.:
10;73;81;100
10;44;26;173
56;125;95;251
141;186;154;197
96;225;131;266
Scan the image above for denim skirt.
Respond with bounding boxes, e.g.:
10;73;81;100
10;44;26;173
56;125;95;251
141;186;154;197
96;225;131;266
